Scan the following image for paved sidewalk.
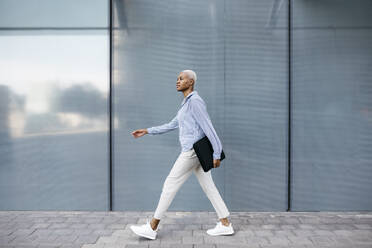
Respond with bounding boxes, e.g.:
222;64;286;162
1;211;372;248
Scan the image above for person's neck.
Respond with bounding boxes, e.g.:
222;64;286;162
183;88;194;98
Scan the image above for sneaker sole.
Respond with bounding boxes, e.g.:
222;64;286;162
130;226;157;240
207;230;234;236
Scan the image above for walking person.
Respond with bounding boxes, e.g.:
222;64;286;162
130;70;234;240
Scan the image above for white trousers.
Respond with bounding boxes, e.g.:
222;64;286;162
153;148;230;220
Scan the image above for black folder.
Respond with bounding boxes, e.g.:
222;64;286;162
193;135;225;172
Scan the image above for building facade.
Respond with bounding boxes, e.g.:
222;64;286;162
0;0;371;211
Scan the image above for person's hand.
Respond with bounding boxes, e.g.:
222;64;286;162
131;129;148;138
213;159;221;168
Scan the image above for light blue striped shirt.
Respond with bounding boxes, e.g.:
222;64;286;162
147;90;223;160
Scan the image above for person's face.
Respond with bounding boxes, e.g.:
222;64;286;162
176;72;193;91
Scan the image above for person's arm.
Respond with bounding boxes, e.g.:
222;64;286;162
190;98;222;160
147;115;179;135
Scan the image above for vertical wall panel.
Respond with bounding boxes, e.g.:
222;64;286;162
0;0;110;210
113;0;289;211
112;0;226;211
292;0;372;210
224;0;289;210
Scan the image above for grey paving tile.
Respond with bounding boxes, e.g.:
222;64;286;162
330;235;355;244
253;230;274;237
0;236;17;245
287;236;314;245
192;229;209;237
308;235;336;246
215;244;252;248
298;224;317;230
30;223;51;229
29;233;59;243
92;229;116;236
83;217;103;224
54;234;78;243
1;211;372;248
245;236;270;245
74;234;99;244
172;230;193;237
182;235;204;244
273;229;296;236
267;236;292;245
150;245;192;248
353;224;372;229
125;245;148;248
194;245;216;248
204;235;246;245
71;228;94;235
59;244;83;248
87;223;107;229
46;217;67;223
12;222;34;229
183;224;202;230
51;228;75;235
34;245;61;248
312;230;335;236
292;229;315;236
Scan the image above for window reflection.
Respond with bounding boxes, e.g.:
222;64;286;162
0;33;109;138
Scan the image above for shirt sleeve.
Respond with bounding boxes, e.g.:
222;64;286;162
190;98;223;160
147;114;179;135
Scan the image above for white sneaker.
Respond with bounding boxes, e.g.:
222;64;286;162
130;219;158;240
206;221;234;236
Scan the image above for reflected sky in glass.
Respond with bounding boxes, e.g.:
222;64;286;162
0;31;109;138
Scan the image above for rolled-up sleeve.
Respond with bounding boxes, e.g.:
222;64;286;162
147;115;179;135
190;98;222;160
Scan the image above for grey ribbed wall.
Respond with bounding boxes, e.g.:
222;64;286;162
1;0;371;211
291;0;372;210
112;0;289;211
112;0;228;212
224;1;288;210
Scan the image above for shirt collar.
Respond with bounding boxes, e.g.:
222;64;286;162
181;90;197;106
